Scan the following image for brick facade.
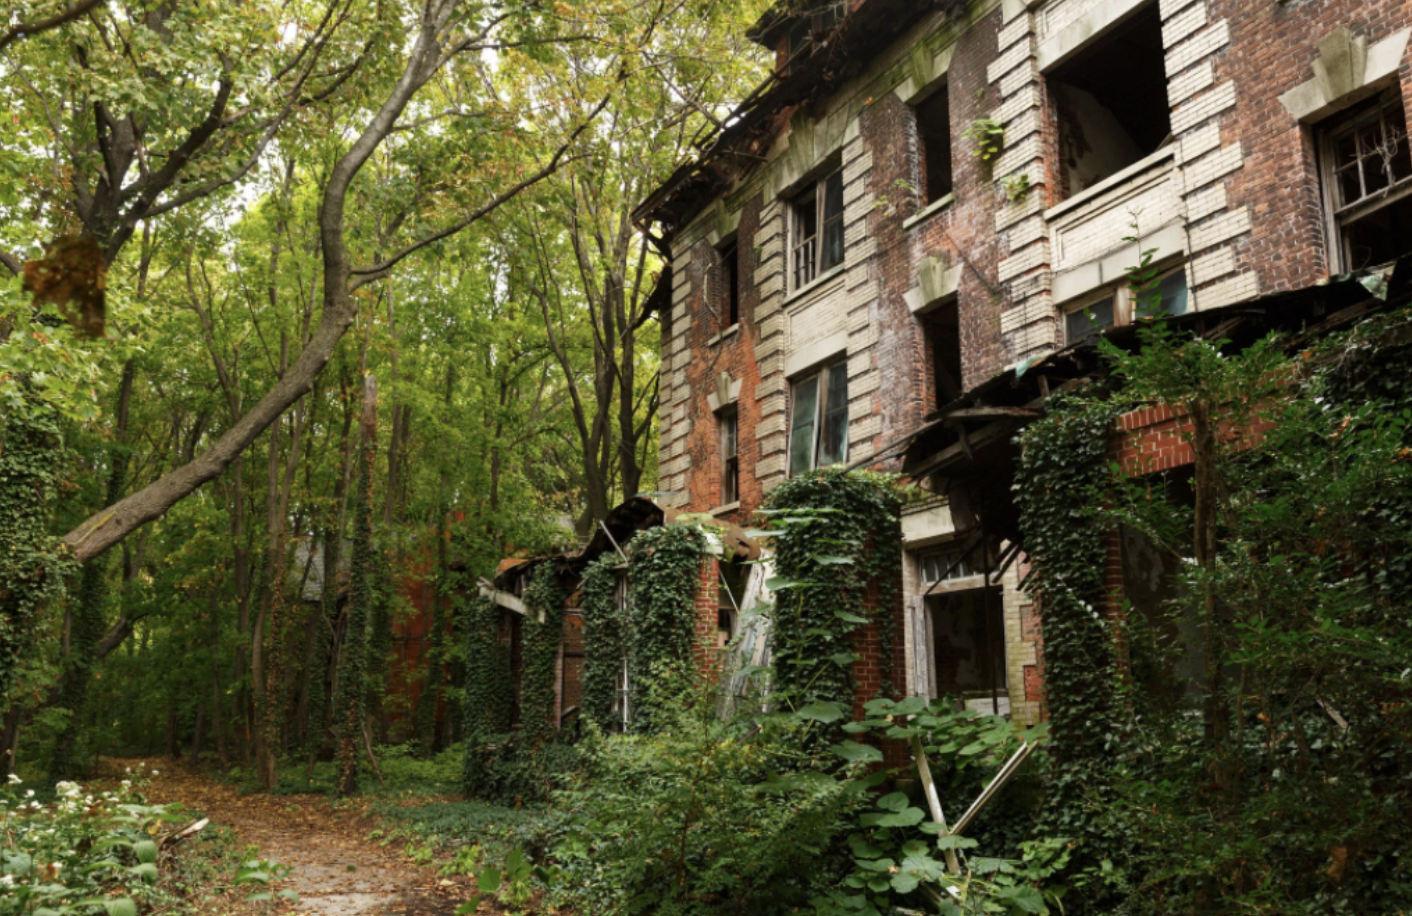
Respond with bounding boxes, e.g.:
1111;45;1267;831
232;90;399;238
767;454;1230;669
646;0;1412;726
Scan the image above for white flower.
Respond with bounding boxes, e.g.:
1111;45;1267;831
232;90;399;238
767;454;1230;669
24;789;34;798
55;781;79;798
1;874;14;886
152;770;160;776
6;774;19;785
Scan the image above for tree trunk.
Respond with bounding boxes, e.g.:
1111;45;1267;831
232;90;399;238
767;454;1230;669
335;374;377;797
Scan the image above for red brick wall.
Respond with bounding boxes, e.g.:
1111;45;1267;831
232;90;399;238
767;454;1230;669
1209;0;1412;291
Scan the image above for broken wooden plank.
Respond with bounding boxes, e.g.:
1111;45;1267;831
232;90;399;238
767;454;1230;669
478;584;527;616
910;734;960;875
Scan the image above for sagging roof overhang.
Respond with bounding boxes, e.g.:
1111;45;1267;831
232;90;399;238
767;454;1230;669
632;0;966;242
488;496;763;600
897;257;1412;553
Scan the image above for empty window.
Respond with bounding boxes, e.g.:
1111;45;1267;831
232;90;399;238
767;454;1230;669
927;589;1006;703
1050;2;1171;199
1063;264;1189;344
1320;90;1412;271
915;86;953;205
791;168;845;289
719;410;739;506
919;299;963;406
717;559;747;648
788;361;848;475
716;241;740;331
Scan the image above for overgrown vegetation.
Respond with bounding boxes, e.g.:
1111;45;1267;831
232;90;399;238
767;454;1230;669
762;469;904;705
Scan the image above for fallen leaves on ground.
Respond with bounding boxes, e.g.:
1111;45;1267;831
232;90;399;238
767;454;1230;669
95;758;484;916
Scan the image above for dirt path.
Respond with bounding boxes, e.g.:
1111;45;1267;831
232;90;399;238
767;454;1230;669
104;758;477;916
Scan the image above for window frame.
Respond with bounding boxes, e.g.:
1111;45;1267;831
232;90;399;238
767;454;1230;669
719;409;739;506
789;167;845;292
788;360;849;476
1318;89;1412;272
912;83;954;206
713;239;740;332
1061;262;1189;345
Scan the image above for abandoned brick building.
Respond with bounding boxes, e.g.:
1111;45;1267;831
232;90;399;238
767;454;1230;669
630;0;1412;725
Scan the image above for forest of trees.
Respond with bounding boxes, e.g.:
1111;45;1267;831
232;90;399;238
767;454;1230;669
0;0;768;787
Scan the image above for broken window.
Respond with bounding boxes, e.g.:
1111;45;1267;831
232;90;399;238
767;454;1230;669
919;298;963;406
716;240;740;331
1049;1;1171;199
717;559;747;648
791;167;845;289
914;85;953;205
784;2;846;74
1063;262;1189;344
925;588;1007;712
1320;89;1412;270
719;409;739;506
788;361;848;475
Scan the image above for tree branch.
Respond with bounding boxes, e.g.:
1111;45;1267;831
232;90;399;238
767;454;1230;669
0;0;105;54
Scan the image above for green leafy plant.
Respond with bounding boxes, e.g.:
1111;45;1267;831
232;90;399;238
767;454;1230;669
232;857;299;908
1002;172;1031;202
962;118;1004;163
760;469;903;706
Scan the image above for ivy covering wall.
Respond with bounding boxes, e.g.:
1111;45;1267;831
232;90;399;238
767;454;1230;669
761;469;902;706
519;563;566;747
626;524;708;734
0;393;73;706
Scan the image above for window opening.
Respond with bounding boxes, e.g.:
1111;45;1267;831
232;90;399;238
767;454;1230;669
717;241;740;330
717;559;747;648
919;299;963;406
1063;263;1188;345
791;168;845;289
1050;1;1171;199
915;86;953;204
719;410;739;506
1321;90;1412;270
919;545;977;584
927;588;1007;711
788;361;849;476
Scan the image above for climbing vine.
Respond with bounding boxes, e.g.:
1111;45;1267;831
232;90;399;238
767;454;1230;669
760;469;902;707
520;563;566;746
460;592;513;797
0;391;73;706
1012;394;1122;763
579;552;624;728
626;523;708;734
333;400;376;797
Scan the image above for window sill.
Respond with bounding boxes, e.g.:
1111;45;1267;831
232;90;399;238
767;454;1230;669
707;324;740;347
1044;145;1175;223
709;501;741;517
785;264;846;306
902;192;956;231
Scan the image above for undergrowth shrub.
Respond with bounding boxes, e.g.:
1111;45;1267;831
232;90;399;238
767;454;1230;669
551;683;865;916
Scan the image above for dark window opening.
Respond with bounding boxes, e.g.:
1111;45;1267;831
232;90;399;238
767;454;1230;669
717;559;748;648
791;168;845;289
719;410;739;506
919;299;962;406
784;3;846;74
719;241;740;330
1050;1;1171;199
789;361;848;475
1321;90;1412;270
915;86;953;205
927;588;1006;706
